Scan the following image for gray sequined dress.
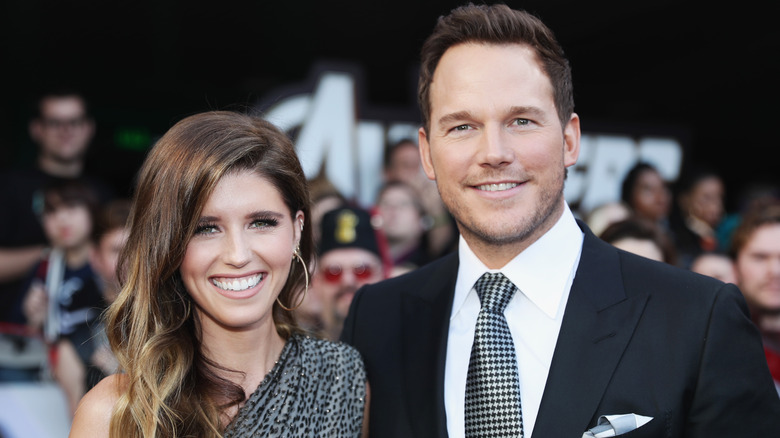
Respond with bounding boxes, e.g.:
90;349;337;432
224;333;366;437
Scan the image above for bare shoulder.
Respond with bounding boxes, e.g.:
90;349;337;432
69;374;127;437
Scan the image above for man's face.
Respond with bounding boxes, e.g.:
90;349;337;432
314;248;384;323
419;43;579;264
31;96;94;164
735;223;780;314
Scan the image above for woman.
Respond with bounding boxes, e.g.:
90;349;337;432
70;111;367;437
620;162;672;227
669;167;726;268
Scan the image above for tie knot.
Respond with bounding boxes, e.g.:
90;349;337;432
474;272;517;313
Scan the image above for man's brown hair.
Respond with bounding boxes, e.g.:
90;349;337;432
418;3;574;134
729;199;780;259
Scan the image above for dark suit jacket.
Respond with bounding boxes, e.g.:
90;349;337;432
341;222;780;437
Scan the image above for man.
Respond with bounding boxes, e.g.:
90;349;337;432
341;4;780;438
311;206;387;341
731;200;780;395
0;89;112;380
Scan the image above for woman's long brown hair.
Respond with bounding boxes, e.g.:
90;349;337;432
105;111;312;437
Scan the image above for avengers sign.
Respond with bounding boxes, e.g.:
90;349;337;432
256;63;683;213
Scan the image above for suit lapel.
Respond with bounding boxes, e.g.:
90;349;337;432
401;253;458;438
532;226;650;438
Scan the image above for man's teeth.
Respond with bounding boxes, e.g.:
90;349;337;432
212;274;262;291
477;182;518;191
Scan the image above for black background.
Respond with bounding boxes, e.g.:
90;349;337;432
1;0;777;210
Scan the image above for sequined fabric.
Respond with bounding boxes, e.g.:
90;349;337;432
224;333;366;437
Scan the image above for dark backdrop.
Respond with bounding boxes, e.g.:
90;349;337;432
1;0;777;210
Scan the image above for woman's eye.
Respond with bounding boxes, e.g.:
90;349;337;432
195;224;218;235
250;218;279;229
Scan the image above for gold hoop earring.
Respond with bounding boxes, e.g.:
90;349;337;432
276;246;309;311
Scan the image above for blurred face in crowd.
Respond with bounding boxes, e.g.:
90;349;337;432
91;227;130;295
386;141;424;184
683;176;724;227
690;253;736;284
630;168;671;223
418;43;580;266
314;248;384;324
377;184;425;246
610;237;664;263
42;202;93;251
30;96;94;165
735;223;780;314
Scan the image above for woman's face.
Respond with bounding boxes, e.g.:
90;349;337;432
180;170;302;334
631;169;671;222
686;176;724;227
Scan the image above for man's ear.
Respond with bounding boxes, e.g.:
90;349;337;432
563;113;581;168
418;127;436;181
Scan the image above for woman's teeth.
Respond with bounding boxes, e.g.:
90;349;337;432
212;274;262;291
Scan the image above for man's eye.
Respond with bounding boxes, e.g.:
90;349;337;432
453;124;471;132
513;118;530;126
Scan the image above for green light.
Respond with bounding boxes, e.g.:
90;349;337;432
115;127;152;151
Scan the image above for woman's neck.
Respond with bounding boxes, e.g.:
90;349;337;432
199;319;287;396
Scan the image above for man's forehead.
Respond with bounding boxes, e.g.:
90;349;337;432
41;96;85;114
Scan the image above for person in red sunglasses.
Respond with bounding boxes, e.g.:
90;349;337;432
312;206;387;341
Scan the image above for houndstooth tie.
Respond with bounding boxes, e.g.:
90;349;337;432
465;272;523;438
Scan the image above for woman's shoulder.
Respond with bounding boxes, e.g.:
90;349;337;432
295;333;365;371
69;374;126;437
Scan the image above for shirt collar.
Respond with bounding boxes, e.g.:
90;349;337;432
453;203;583;319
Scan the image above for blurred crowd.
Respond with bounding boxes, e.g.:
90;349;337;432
1;88;779;435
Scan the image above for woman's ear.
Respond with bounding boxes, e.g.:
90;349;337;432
294;210;304;249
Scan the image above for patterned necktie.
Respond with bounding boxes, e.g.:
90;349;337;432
465;272;523;438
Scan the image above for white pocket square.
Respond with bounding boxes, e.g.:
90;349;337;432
582;413;653;437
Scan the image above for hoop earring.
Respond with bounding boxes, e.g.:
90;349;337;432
276;246;309;311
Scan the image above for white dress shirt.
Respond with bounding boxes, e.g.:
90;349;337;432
444;204;583;438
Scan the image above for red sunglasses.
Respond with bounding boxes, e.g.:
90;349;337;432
323;263;375;283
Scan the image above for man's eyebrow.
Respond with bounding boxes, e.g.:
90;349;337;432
507;106;546;118
436;111;473;128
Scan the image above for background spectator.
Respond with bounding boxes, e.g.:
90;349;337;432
583;200;631;237
375;180;434;274
689;251;737;284
1;89;113;380
310;206;388;340
20;178;106;416
599;217;676;264
86;199;132;384
620;161;672;230
669;166;726;269
730;198;780;396
383;138;457;259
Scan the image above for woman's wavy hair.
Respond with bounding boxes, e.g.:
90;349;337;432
105;111;312;437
